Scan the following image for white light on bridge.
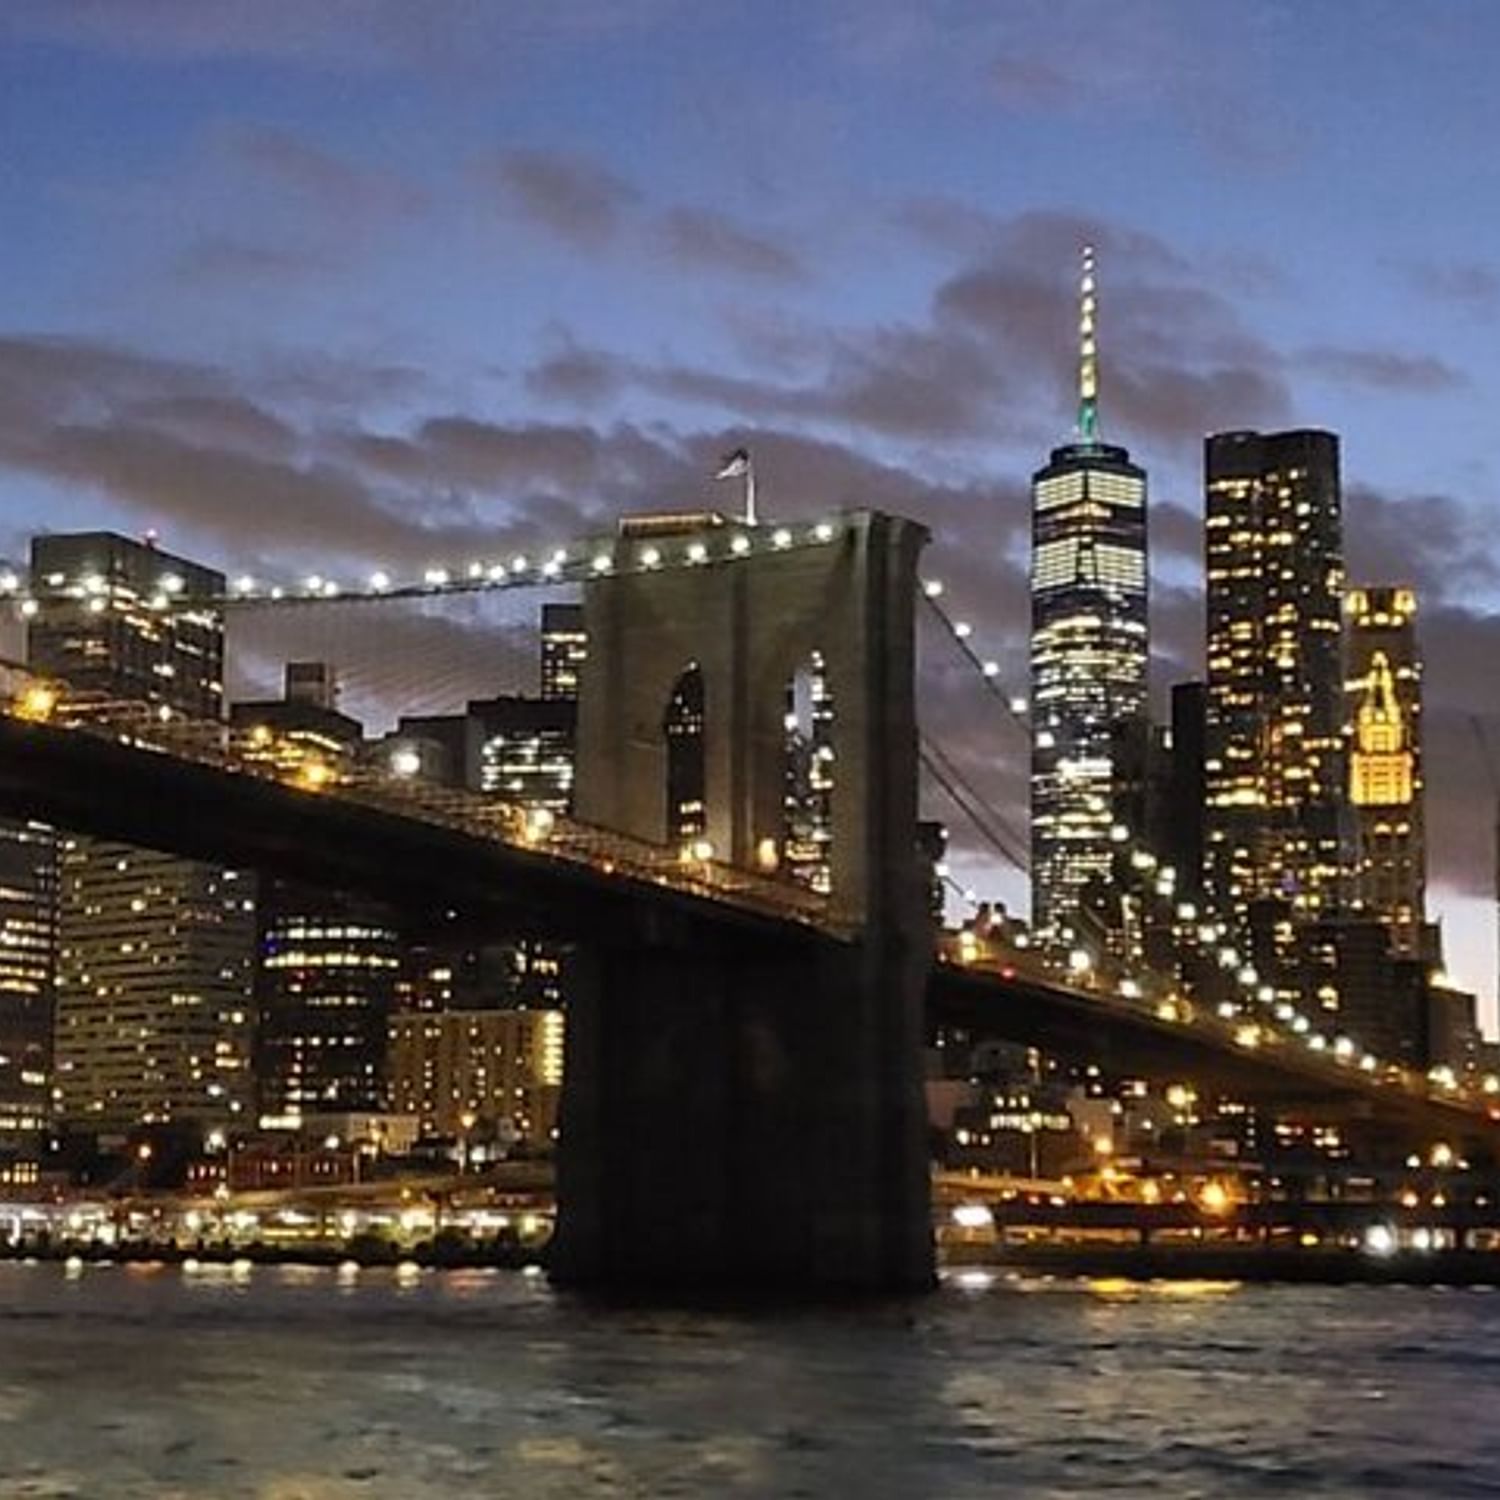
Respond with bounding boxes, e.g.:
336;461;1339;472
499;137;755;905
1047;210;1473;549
641;546;662;570
953;620;972;639
511;555;529;575
370;571;391;591
730;534;751;555
686;542;708;564
592;552;614;574
18;599;35;618
980;660;999;677
814;522;835;542
423;568;450;587
235;575;256;594
321;580;339;597
1009;696;1027;713
468;561;484;579
0;572;15;593
922;579;944;598
952;1204;994;1230
772;528;792;549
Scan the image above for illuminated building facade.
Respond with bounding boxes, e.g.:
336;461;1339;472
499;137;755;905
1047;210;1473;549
387;1007;564;1149
0;821;57;1149
255;889;402;1122
228;665;395;1123
1345;586;1427;956
471;695;577;813
53;842;256;1133
30;533;257;1137
1030;247;1149;941
783;651;834;893
229;661;364;778
1203;430;1349;974
540;603;587;702
27;532;224;720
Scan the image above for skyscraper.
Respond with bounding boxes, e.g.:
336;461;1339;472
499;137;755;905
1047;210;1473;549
1346;585;1427;956
1203;430;1348;975
0;820;56;1155
540;603;587;702
1029;247;1149;942
29;532;256;1137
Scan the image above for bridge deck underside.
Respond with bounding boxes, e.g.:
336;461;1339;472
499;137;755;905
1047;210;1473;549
932;967;1499;1148
1;713;1494;1152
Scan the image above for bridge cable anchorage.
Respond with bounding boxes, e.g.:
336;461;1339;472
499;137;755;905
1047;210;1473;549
917;582;1030;732
918;734;1028;876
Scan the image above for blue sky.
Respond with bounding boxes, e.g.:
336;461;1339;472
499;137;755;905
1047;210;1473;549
3;0;1499;1027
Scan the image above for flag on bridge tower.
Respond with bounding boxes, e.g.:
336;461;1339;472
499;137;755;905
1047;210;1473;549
713;447;757;526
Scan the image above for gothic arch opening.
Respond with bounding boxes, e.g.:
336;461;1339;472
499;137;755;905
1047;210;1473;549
663;663;706;850
781;649;834;894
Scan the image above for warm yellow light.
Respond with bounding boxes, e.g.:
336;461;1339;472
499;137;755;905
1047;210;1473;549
297;760;332;791
522;807;556;843
16;684;57;721
1198;1180;1232;1215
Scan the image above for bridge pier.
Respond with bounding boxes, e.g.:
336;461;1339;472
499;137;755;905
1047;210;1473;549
549;906;933;1294
553;510;934;1295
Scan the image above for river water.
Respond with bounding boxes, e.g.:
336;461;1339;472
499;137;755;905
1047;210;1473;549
0;1261;1496;1497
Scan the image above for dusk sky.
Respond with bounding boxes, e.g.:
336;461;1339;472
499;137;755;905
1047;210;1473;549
3;1;1499;1028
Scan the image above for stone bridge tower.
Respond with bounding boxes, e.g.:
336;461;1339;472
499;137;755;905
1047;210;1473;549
551;509;935;1293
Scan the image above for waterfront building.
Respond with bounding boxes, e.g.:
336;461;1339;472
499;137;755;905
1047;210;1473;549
1029;247;1149;942
30;533;256;1137
0;820;56;1151
1203;430;1349;989
52;839;256;1133
254;889;403;1123
1345;586;1428;958
387;1007;564;1150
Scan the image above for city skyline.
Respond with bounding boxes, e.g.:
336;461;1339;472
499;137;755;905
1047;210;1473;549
3;4;1500;1026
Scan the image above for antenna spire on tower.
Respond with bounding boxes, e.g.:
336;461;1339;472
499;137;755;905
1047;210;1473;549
1078;244;1099;442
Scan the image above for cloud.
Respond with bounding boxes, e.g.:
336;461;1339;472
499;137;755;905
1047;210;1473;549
657;207;804;282
483;149;638;246
174;237;336;287
1395;258;1500;310
231;128;429;226
1345;483;1499;601
2;1;677;69
1299;346;1466;394
524;343;626;406
989;55;1079;110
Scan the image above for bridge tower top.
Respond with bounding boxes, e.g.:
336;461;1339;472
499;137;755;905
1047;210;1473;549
573;508;929;936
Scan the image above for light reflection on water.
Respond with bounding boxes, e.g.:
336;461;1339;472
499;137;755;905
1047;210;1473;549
0;1261;1496;1497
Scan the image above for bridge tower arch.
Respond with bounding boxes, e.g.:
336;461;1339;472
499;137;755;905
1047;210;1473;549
553;509;934;1293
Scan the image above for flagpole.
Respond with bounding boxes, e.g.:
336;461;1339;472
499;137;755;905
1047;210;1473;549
745;458;757;527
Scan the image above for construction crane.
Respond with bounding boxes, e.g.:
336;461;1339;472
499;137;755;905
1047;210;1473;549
1468;715;1500;1013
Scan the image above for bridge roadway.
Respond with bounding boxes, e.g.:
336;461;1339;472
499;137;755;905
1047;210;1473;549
0;705;1495;1151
